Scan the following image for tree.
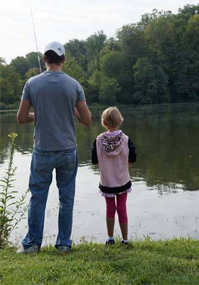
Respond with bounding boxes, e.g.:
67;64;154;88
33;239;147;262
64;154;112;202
99;77;121;104
0;63;21;104
25;68;40;79
0;57;6;65
86;31;107;72
65;39;87;72
133;58;169;104
186;14;199;50
62;51;86;86
100;51;124;78
10;56;30;79
117;24;148;63
178;4;199;20
87;70;101;103
26;52;45;71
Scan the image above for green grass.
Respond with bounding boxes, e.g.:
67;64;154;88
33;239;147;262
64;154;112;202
0;238;199;284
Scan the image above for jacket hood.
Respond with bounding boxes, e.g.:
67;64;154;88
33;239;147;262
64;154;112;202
99;130;124;156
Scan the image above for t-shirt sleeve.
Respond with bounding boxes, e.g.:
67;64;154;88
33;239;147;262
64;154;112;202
77;83;86;102
21;80;31;101
128;138;137;163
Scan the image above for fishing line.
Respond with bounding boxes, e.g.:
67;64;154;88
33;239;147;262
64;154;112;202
29;0;42;73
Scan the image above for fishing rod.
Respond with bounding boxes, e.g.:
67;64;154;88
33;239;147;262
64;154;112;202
29;1;42;73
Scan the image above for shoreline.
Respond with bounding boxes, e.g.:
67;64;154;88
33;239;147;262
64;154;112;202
1;101;199;113
0;109;18;113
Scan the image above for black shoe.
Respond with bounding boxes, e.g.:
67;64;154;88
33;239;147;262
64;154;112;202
121;240;129;245
17;245;39;254
57;246;71;254
105;239;115;245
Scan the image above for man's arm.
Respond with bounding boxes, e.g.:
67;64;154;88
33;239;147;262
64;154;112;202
17;100;35;124
75;101;91;127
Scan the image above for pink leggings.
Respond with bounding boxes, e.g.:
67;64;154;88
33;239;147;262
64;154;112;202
105;193;128;223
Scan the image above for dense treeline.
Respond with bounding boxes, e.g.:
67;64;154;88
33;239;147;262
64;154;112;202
1;4;199;107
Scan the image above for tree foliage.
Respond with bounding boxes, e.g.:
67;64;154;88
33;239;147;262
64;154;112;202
62;51;86;85
0;61;21;105
1;4;199;106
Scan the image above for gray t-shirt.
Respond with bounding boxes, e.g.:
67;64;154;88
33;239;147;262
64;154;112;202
22;71;86;151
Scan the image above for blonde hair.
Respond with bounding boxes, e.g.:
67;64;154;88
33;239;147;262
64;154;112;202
101;107;124;129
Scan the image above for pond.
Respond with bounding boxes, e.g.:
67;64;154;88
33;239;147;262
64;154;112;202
0;103;199;246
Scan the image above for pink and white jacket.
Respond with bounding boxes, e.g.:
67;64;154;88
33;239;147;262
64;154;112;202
92;130;136;194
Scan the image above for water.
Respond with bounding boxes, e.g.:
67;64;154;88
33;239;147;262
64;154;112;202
0;103;199;245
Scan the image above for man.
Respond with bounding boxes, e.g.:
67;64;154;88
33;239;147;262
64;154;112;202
17;41;91;254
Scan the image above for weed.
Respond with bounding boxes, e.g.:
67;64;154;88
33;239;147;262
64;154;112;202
0;133;28;248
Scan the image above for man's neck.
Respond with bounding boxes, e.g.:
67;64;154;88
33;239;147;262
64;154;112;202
46;64;62;72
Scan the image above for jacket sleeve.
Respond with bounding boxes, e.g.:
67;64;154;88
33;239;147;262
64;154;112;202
92;139;98;164
128;138;137;163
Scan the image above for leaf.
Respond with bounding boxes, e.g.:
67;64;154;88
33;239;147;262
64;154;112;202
7;202;17;207
0;179;8;184
0;193;6;197
5;196;15;201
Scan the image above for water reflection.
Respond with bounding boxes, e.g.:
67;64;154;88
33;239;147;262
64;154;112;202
1;103;199;192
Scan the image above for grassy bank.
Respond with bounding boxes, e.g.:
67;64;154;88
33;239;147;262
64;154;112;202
0;239;199;284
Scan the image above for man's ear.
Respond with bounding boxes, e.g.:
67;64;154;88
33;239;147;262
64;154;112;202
61;58;65;64
42;55;47;63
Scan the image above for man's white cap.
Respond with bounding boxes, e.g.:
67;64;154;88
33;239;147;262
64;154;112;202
44;41;65;56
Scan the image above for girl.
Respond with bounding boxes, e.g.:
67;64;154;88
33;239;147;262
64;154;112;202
92;107;136;245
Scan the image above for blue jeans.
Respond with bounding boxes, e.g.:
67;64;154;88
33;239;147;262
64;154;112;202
22;148;78;249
